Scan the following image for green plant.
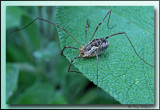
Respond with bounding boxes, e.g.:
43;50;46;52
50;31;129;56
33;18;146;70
6;6;120;104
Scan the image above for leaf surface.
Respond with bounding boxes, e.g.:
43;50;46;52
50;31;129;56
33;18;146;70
55;6;154;104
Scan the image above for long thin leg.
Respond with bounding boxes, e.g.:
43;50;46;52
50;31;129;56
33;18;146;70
90;10;115;42
8;18;82;48
105;32;154;67
107;10;117;30
68;56;82;73
61;46;79;56
95;53;99;104
85;19;89;46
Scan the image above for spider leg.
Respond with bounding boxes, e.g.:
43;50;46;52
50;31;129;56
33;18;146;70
105;32;154;67
90;10;116;42
107;10;117;30
85;19;89;46
7;17;82;48
68;56;82;73
95;52;99;104
61;46;79;56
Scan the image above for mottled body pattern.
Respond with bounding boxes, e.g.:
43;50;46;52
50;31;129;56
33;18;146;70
79;38;109;57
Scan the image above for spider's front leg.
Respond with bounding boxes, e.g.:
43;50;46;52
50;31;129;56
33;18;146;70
85;19;89;46
61;46;79;56
68;56;82;73
90;9;116;42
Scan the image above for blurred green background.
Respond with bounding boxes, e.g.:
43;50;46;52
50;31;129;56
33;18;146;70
6;6;120;104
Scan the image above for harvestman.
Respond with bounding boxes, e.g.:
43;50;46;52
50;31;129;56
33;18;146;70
8;9;154;103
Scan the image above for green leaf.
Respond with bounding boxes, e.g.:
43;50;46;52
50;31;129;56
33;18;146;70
55;6;154;104
14;83;68;104
6;63;19;102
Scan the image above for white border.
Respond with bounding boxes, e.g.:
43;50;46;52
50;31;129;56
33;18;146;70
1;1;159;109
1;1;160;6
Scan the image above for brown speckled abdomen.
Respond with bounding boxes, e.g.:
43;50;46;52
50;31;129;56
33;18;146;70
80;38;109;57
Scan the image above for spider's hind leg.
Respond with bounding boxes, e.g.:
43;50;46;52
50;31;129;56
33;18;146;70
105;32;154;67
95;53;99;104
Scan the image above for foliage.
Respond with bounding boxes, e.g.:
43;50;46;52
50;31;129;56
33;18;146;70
56;6;154;104
6;6;120;104
6;63;19;101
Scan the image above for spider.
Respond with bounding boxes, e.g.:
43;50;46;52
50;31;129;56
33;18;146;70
8;9;153;103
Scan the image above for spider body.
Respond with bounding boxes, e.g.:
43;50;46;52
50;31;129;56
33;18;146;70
79;38;109;57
